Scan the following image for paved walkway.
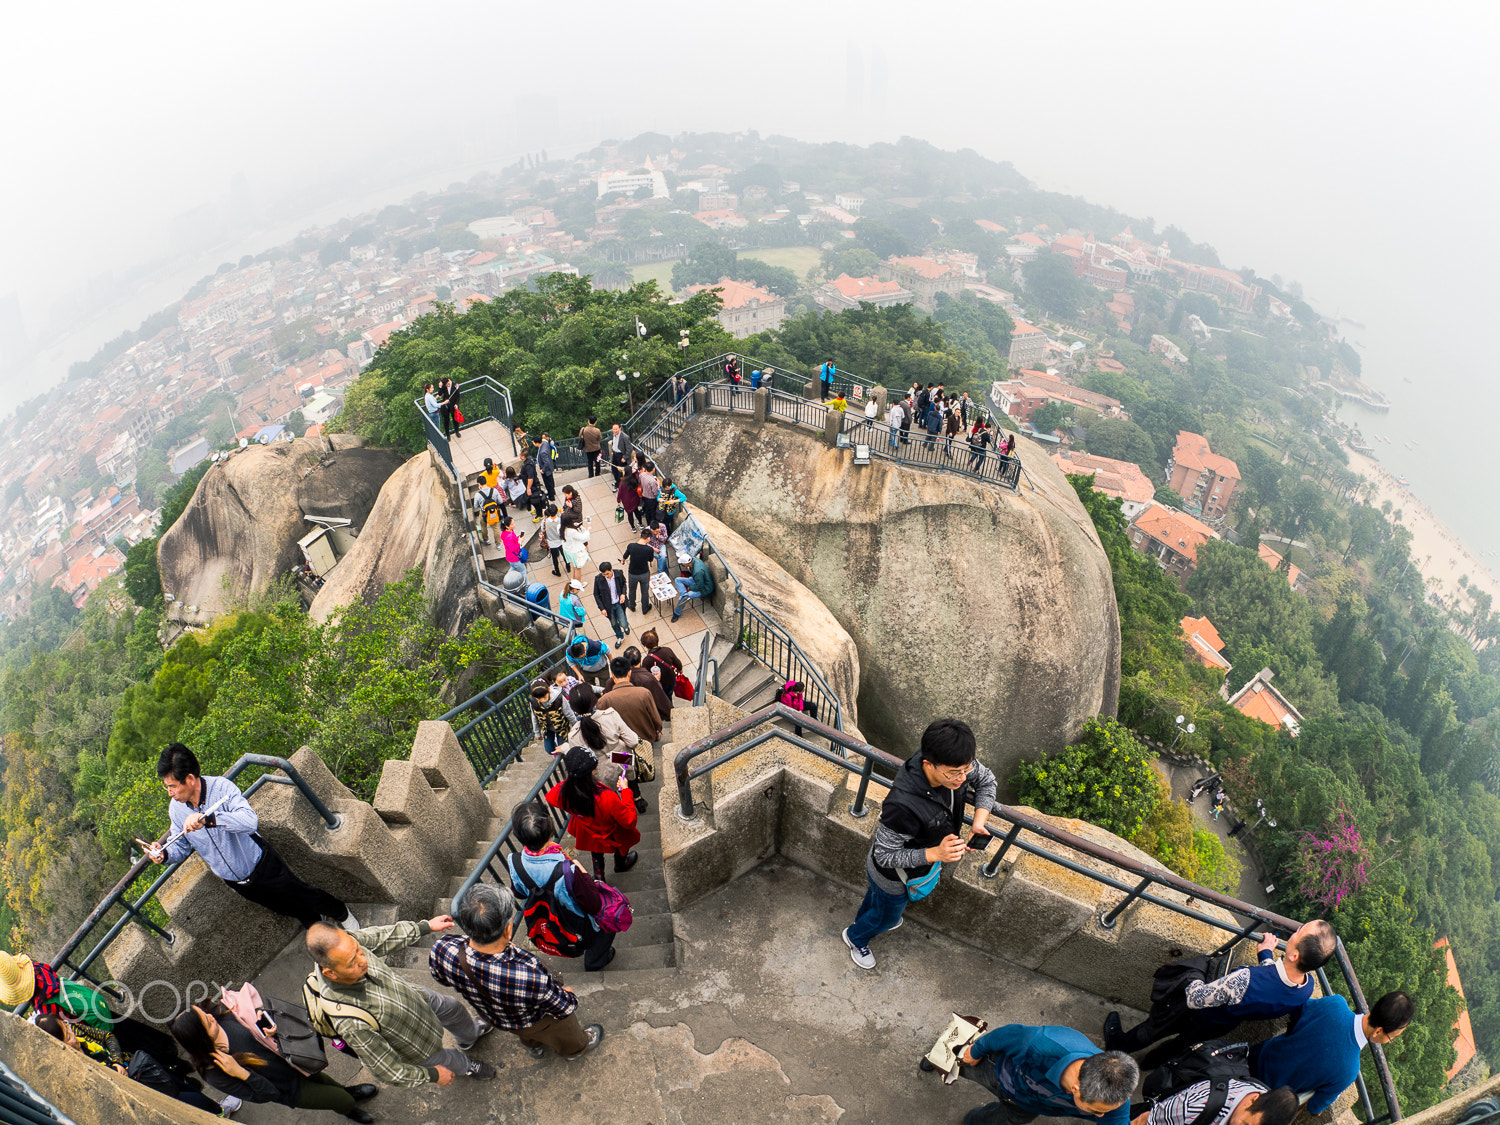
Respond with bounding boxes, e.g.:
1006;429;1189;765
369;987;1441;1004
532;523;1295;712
239;858;1144;1124
480;469;714;686
448;417;518;484
1158;759;1272;910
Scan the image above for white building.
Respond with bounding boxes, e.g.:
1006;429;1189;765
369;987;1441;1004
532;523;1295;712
834;193;865;213
597;171;669;200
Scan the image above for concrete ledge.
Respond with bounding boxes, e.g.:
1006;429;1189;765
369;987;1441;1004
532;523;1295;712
662;723;1250;1009
0;1012;214;1124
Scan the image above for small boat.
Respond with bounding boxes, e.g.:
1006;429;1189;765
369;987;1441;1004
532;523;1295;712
1396;477;1410;486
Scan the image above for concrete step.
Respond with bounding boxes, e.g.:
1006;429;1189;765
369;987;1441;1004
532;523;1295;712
715;648;753;689
737;677;783;714
707;632;735;668
721;664;777;708
347;902;399;928
613;912;674;949
608;942;675;971
601;864;666;895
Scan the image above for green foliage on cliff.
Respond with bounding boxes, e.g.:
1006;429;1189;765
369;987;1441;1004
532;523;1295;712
1011;716;1160;838
1128;782;1242;894
334;273;737;450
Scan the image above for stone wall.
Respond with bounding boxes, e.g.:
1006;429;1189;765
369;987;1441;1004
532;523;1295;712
657;405;1120;788
101;721;488;1020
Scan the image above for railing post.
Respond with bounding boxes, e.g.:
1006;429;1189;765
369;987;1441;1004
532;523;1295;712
1100;875;1154;928
1212;920;1261;956
849;756;875;817
675;762;697;821
981;822;1022;878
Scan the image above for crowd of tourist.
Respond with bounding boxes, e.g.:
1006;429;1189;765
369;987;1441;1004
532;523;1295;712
14;363;1415;1123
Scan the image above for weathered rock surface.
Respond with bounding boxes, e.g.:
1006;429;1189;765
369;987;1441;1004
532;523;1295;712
660;413;1119;786
309;449;479;633
688;507;863;735
157;434;403;623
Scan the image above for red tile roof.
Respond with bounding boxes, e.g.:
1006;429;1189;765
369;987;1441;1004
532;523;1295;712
1436;938;1476;1079
1130;505;1216;564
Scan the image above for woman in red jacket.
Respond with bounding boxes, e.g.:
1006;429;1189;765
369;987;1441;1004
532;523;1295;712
546;743;640;880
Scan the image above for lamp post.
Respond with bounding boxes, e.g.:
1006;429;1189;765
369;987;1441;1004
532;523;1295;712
617;368;641;415
679;328;690;352
1168;714;1196;751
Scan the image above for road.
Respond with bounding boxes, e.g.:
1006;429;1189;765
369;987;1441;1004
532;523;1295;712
1158;758;1274;910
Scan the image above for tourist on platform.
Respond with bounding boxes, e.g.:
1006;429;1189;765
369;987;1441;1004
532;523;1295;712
638;461;661;527
473;481;504;546
649;521;671;573
1104;923;1334;1058
599;657;662;745
593;561;630;648
560;510;591;584
501;517;526;582
640;629;683;684
724;356;741;382
558;579;588;630
431;884;605;1059
623;527;657;614
548;745;640;879
886;397;906;450
519;453;546;522
1135;1077;1298;1125
303;917;495;1089
423;384;440;429
1251;991;1412;1114
820;360;836;399
566;636;611;688
945;402;962;457
40;1012;224;1117
503;804;617;972
142;745;352;930
171;1000;379;1121
671;548;714;623
624;645;672;721
608;424;631;487
437;377;462;440
779;680;818;738
673;373;689;403
923;397;943;453
968;422;994;472
658;481;685;530
842;719;995;970
578;416;603;478
900;395;915;445
616;470;640;530
946;1023;1137;1125
541;504;565;576
480;456;500;489
531;682;570;757
536;433;557;500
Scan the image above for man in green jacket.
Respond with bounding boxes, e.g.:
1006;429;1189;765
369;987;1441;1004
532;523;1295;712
305;915;496;1088
670;548;714;623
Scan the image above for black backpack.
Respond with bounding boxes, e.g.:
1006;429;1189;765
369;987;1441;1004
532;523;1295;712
508;856;591;958
1144;1040;1253;1125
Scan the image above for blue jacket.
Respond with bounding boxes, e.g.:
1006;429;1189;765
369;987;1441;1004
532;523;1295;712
969;1024;1129;1125
1254;995;1362;1114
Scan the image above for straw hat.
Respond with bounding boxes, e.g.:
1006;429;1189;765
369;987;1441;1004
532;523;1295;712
0;951;36;1006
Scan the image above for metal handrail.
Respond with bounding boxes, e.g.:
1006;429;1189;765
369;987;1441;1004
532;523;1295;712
37;756;341;1010
453;755;570;908
693;630;719;705
670;704;1400;1122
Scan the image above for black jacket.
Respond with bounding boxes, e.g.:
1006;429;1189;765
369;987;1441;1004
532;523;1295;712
201;1012;301;1106
593;570;625;612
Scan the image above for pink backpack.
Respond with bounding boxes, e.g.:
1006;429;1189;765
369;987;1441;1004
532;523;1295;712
594;883;634;933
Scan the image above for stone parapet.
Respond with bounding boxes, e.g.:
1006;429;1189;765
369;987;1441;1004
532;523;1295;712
662;716;1240;1010
102;723;489;1016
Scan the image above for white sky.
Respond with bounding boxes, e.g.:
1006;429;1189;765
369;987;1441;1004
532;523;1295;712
3;0;1496;547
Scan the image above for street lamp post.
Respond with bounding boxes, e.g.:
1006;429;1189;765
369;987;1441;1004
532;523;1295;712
616;369;641;415
1168;714;1196;751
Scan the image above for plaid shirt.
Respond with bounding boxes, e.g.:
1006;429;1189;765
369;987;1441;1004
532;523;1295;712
317;921;446;1087
429;934;576;1030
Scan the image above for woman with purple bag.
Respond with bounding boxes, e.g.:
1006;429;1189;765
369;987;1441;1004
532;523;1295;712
507;800;629;972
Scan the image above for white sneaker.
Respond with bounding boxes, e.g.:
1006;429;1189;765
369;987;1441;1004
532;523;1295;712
885;916;903;934
842;927;876;970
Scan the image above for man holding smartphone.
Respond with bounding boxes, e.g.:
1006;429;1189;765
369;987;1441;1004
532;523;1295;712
842;718;996;970
141;743;356;930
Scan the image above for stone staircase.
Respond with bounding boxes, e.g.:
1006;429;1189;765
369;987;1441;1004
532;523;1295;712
433;733;679;983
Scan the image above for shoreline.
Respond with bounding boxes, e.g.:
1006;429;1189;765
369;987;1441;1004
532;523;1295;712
1344;448;1500;617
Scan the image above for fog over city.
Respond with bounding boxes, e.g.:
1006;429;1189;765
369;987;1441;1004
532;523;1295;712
3;0;1497;553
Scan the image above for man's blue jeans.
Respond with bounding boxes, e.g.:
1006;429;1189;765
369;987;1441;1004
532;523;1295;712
673;577;698;608
847;874;909;947
605;602;629;641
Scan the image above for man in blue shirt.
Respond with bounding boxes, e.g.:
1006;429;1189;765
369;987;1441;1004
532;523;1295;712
141;744;354;929
950;1023;1138;1125
567;636;612;687
1252;991;1411;1114
1105;922;1335;1055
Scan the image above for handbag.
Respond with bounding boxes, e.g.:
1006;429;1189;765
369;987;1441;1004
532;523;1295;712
519;547;529;563
594;883;634;933
924;1014;989;1085
674;672;695;701
261;995;329;1075
126;1051;180;1097
901;863;943;902
632;740;656;783
453;408;465;426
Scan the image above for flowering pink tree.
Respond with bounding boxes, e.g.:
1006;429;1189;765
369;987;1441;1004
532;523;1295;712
1292;806;1371;910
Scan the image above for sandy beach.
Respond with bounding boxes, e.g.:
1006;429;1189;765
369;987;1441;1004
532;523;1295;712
1345;449;1500;617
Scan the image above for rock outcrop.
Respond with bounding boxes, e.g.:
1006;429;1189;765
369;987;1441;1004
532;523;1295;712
690;507;863;736
309;449;479;633
158;434;404;623
660;412;1119;787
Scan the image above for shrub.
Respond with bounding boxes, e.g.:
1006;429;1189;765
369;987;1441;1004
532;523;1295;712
1129;781;1244;894
1011;716;1160;838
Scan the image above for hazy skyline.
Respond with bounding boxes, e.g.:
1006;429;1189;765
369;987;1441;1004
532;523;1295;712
4;1;1495;555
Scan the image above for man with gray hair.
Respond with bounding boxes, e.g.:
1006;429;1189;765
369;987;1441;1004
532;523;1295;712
429;883;604;1060
303;915;495;1088
937;1022;1138;1125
